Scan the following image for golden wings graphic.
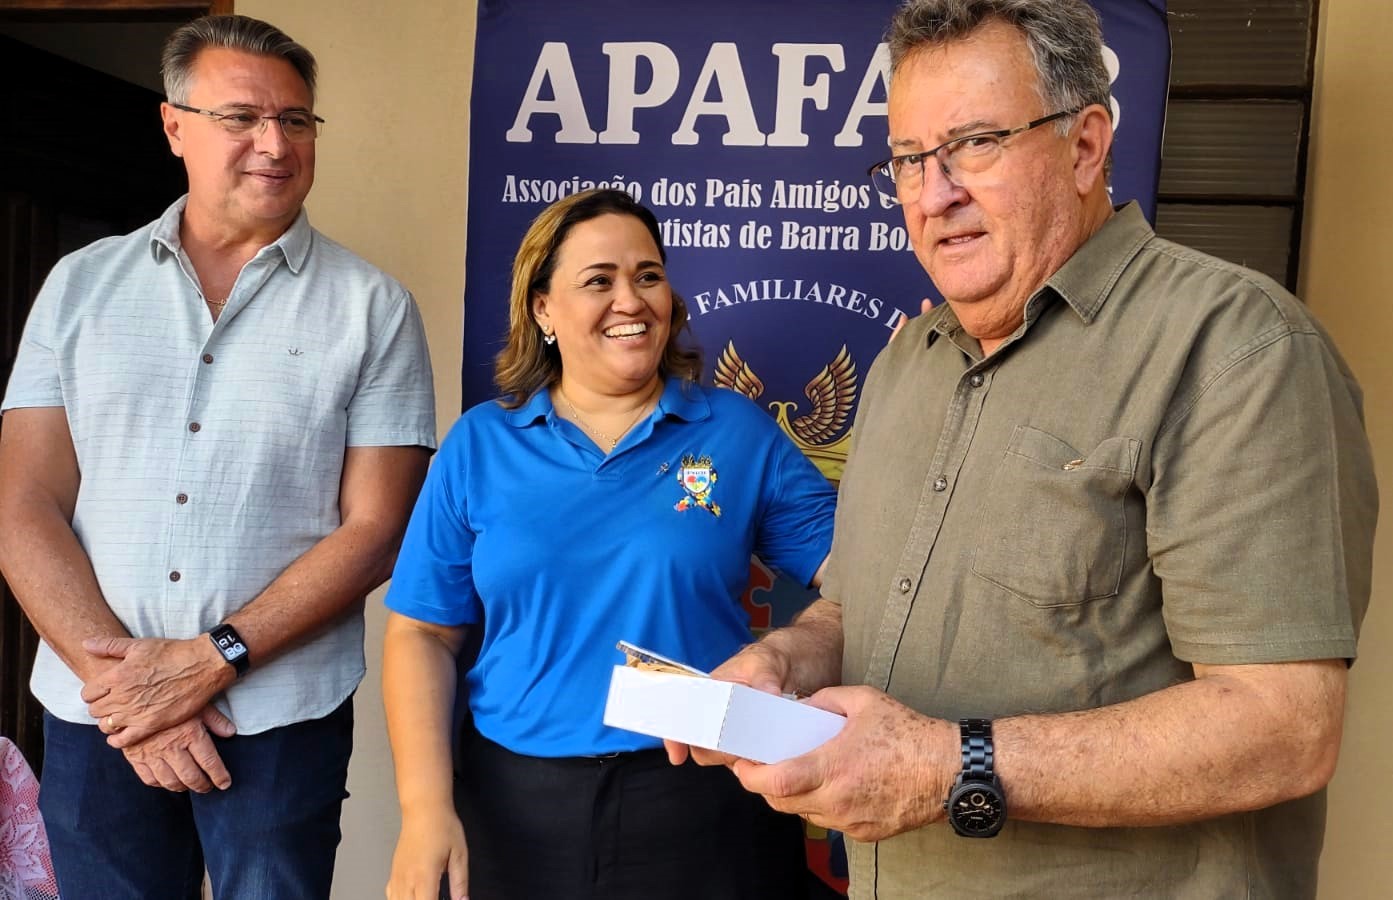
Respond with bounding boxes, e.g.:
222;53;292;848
713;340;857;483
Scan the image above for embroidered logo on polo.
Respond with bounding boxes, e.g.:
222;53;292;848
674;454;721;517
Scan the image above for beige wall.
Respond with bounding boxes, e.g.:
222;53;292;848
233;0;1390;895
234;1;474;895
1305;1;1393;897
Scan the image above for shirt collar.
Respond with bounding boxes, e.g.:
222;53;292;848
1043;200;1154;324
921;200;1153;349
506;386;555;427
656;377;709;423
924;302;959;347
149;196;187;256
504;376;709;429
149;194;313;273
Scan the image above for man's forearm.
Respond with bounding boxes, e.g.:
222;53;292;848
82;511;416;745
0;406;128;684
733;658;1346;843
223;517;406;666
221;443;429;668
993;659;1345;827
0;500;129;681
85;445;429;744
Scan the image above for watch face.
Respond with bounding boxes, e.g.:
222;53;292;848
214;632;247;659
209;626;249;675
949;782;1005;837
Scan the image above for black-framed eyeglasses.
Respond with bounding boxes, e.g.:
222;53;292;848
867;109;1079;203
170;103;325;143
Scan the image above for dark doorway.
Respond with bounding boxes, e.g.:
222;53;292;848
0;5;218;776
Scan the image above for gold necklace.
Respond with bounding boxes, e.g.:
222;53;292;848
558;382;660;451
206;296;229;309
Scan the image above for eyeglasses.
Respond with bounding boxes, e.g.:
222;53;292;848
170;103;325;143
867;109;1078;203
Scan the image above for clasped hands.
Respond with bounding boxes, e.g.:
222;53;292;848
664;645;953;843
79;635;238;793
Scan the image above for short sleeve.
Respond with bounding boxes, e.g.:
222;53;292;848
753;428;837;587
345;289;437;449
1148;329;1376;664
2;259;68;412
384;422;482;626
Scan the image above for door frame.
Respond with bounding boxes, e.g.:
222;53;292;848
1;1;230;17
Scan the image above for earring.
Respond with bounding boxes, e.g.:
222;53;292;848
542;328;556;346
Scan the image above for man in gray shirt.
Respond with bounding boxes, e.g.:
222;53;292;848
672;1;1376;896
0;15;435;899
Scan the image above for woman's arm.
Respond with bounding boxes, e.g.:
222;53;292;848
383;611;471;900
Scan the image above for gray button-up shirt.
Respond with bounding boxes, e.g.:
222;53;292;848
824;202;1376;898
3;197;437;734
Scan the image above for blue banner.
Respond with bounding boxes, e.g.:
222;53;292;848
462;2;1168;890
463;0;1169;427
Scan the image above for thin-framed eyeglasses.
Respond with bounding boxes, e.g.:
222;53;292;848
867;109;1079;203
170;103;325;143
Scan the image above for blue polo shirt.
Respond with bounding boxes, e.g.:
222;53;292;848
385;379;836;757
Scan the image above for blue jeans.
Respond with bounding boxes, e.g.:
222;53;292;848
39;697;353;900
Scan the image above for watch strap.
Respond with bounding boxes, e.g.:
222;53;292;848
945;717;1006;837
960;717;995;778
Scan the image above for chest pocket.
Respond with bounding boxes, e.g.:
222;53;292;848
971;426;1140;608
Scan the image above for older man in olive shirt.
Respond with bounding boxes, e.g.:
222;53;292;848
669;1;1377;897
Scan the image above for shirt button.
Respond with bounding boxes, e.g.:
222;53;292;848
933;476;948;492
176;493;188;504
189;422;201;433
202;353;214;364
169;571;181;582
898;577;912;594
969;373;984;388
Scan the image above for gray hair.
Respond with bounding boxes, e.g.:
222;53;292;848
162;15;317;105
886;0;1113;133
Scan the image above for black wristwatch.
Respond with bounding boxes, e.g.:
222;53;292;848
208;624;250;678
944;718;1007;837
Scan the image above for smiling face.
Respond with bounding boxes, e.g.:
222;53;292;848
161;47;316;242
889;20;1099;348
532;213;673;399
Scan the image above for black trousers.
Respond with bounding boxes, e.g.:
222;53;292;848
455;731;809;900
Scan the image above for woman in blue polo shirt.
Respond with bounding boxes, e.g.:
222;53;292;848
382;188;835;900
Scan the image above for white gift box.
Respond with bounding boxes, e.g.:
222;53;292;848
602;663;845;764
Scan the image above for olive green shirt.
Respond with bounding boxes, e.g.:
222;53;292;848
824;202;1376;899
